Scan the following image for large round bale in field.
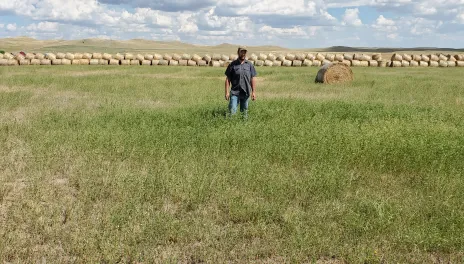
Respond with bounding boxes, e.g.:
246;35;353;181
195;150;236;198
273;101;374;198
30;59;40;65
315;63;354;84
40;59;51;65
0;59;7;65
120;59;130;65
456;61;464;67
135;54;144;61
292;60;302;67
25;53;35;59
429;61;439;67
268;53;276;61
421;54;430;62
429;54;439;61
56;52;65;59
62;59;71;65
302;59;312;66
221;54;229;61
325;54;335;62
8;59;19;66
295;53;306;61
312;60;322;67
169;60;179;66
89;59;99;65
109;59;119;65
372;53;382;61
152;60;159;66
369;60;378;67
74;53;83;59
273;61;283;67
92;53;103;59
341;60;351;67
82;53;92;59
378;61;388;67
52;59;62;65
334;54;344;62
391;53;402;61
282;60;292;67
154;53;163;60
35;53;45;60
130;59;141;65
198;60;207;66
158;60;169;66
144;54;154;60
141;60;151;65
344;53;354;60
188;60;197;66
102;53;112;60
19;59;30;65
72;59;81;65
65;53;75;60
80;59;90;65
264;60;273;66
179;60;188;66
419;61;428;67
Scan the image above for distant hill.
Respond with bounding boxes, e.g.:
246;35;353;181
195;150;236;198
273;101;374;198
1;37;463;55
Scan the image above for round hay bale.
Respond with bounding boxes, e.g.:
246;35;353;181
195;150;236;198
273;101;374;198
322;60;331;66
302;59;312;66
210;61;220;67
179;60;188;66
306;53;315;60
25;53;35;60
335;54;344;62
378;61;387;67
268;53;276;61
220;55;229;62
130;60;140;65
30;59;40;65
359;61;369;67
295;53;305;61
99;59;108;65
412;54;421;62
3;53;14;59
92;53;102;59
56;53;65;59
19;59;30;65
454;54;464;61
158;60;168;66
40;59;51;65
169;60;179;66
421;54;430;62
429;54;439;61
447;55;456;62
7;59;19;66
102;53;112;60
89;59;99;65
255;60;264;66
292;60;302;67
109;59;119;65
224;61;232;68
325;54;335;62
180;54;191;60
198;60;207;67
0;59;7;66
219;60;226;67
372;53;382;61
188;60;197;66
162;54;171;61
447;61;456;67
391;53;402;61
144;54;154;60
351;60;361;67
456;61;464;67
74;53;83;59
14;54;25;61
82;53;92;59
120;60;130;65
65;53;75;60
72;59;80;65
282;60;292;67
229;54;238;61
315;63;354;84
429;61;439;67
45;53;56;60
141;60;151;65
151;60;160;66
341;60;351;66
62;59;71;65
153;53;163;60
401;60;410;67
258;53;267;61
344;53;354;60
114;53;123;60
135;54;144;61
438;54;447;61
192;54;202;62
312;60;322;67
0;54;3;60
124;53;134;60
369;60;378;67
264;60;273;66
315;53;325;61
248;53;258;61
35;53;45;60
79;59;90;65
286;53;296;61
52;59;62;65
419;61;428;67
273;61;283;67
360;54;372;61
410;61;419;67
276;54;285;61
211;54;221;61
202;54;211;62
403;54;412;62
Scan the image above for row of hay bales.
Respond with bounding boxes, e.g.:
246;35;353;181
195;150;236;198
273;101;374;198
1;52;464;67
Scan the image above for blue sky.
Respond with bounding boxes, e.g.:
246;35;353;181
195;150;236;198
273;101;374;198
1;0;464;48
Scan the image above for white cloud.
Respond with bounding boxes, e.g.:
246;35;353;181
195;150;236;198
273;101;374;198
26;22;59;32
6;23;17;31
372;15;397;32
342;8;363;26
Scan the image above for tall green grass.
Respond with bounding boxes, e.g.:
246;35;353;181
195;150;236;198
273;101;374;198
1;66;463;263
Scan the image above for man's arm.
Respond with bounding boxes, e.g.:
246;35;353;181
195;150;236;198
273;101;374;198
251;77;256;101
225;77;230;101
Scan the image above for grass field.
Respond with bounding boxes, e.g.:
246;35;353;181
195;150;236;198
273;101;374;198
1;65;464;263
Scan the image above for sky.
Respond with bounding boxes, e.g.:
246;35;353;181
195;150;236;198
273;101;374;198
1;0;464;48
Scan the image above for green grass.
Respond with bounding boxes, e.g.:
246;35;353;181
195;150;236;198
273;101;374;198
1;65;464;263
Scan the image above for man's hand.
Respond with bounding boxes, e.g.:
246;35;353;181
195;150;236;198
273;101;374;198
252;91;256;101
225;93;230;101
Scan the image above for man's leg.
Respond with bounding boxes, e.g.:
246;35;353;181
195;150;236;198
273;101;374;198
229;95;239;116
239;95;250;118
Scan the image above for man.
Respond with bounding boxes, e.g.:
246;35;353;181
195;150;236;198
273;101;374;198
224;45;257;118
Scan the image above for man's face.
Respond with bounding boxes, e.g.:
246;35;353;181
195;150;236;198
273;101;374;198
238;50;247;60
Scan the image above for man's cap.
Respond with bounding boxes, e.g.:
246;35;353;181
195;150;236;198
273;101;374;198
238;45;248;52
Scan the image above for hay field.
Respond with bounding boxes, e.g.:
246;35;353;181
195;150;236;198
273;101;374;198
1;65;464;263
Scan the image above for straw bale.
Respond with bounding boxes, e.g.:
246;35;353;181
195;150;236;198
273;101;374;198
102;53;112;60
65;53;75;60
141;60;151;65
92;53;102;59
169;60;179;66
52;59;62;65
315;63;354;84
144;54;154;60
109;59;119;65
30;59;40;65
179;60;188;66
56;53;65;59
79;59;90;65
282;60;292;67
40;59;51;65
188;60;197;66
130;59;140;65
62;59;71;65
72;59;80;65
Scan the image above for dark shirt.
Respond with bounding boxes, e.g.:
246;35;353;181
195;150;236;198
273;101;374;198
225;59;257;96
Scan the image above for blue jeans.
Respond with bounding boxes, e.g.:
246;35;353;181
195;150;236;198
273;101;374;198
229;94;249;117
